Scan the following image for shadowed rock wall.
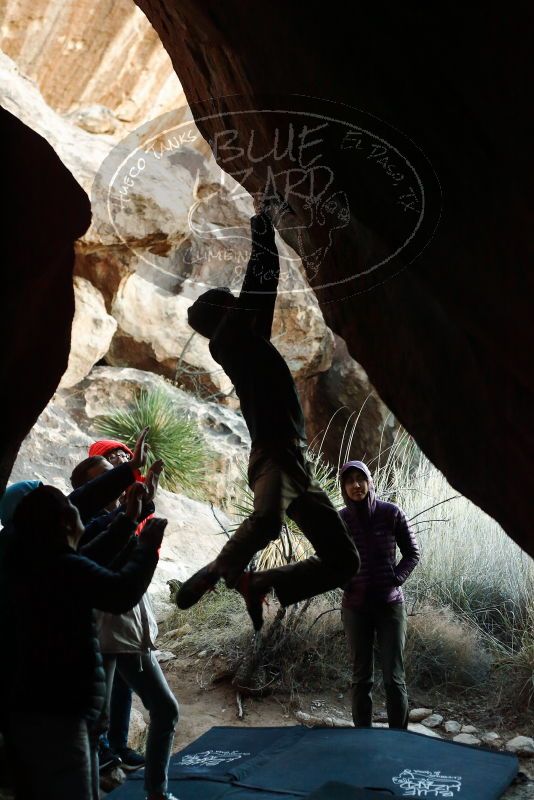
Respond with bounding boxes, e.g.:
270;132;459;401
133;2;533;556
1;108;91;492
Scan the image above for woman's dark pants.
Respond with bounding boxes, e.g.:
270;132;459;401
342;602;409;729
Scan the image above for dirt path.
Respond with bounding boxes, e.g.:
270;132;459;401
129;654;533;799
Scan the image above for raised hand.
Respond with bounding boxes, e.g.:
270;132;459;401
145;459;164;504
124;482;147;523
139;517;168;551
130;426;150;471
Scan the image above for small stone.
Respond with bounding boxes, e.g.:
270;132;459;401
408;723;442;739
506;736;534;757
422;713;444;729
99;766;126;792
176;623;193;636
409;707;433;722
482;732;501;744
444;720;462;734
156;650;176;663
453;733;482;746
162;628;181;639
461;724;478;734
197;650;208;658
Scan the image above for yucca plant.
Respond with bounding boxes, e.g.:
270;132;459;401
96;387;207;495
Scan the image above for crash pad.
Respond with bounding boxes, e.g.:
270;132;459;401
109;725;518;799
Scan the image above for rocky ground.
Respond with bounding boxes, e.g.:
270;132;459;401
98;647;533;798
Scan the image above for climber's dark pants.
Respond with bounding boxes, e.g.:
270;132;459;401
215;441;360;606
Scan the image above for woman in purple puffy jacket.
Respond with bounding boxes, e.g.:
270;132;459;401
339;460;420;729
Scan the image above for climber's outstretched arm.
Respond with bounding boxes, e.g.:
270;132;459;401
238;213;280;340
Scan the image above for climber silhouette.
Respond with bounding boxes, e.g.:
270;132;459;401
176;201;360;630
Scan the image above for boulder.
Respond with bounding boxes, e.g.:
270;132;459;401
406;723;442;739
9;392;93;492
461;724;478;734
272;276;334;380
128;708;147;751
148;487;231;613
298;334;396;464
0;51;197;250
421;714;444;729
99;766;125;792
506;736;534;757
131;2;534;559
0;93;90;493
453;733;481;746
444;720;462;734
64;365;250;508
408;708;433;723
107;274;233;394
481;732;501;745
59;278;117;389
9;392;236;618
0;52;110;198
295;711;352;728
106;244;333;390
1;0;183;126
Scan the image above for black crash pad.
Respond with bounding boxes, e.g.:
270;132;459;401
109;725;518;799
306;782;395;798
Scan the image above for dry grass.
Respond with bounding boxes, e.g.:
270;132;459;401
405;607;492;690
161;585;494;702
167;422;534;718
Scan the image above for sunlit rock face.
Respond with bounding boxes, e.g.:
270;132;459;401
133;2;533;556
1;52;335;401
0;0;182;127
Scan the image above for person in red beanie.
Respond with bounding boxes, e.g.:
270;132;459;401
88;440;143;482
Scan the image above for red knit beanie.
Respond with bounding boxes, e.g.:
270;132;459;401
89;440;135;459
88;440;143;481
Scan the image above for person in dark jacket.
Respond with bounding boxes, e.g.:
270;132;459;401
340;460;420;730
177;207;360;630
72;445;179;795
1;482;167;800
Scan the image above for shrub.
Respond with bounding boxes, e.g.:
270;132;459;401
193;416;533;713
96;387;207;495
162;585;350;699
405;607;492;690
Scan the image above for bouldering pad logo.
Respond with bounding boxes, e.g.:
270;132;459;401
392;768;462;797
178;749;250;767
93;94;441;300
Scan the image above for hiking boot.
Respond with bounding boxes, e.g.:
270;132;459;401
176;562;219;609
98;743;122;772
114;746;145;771
235;571;267;631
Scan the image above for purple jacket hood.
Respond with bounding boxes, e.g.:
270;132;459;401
339;460;376;515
